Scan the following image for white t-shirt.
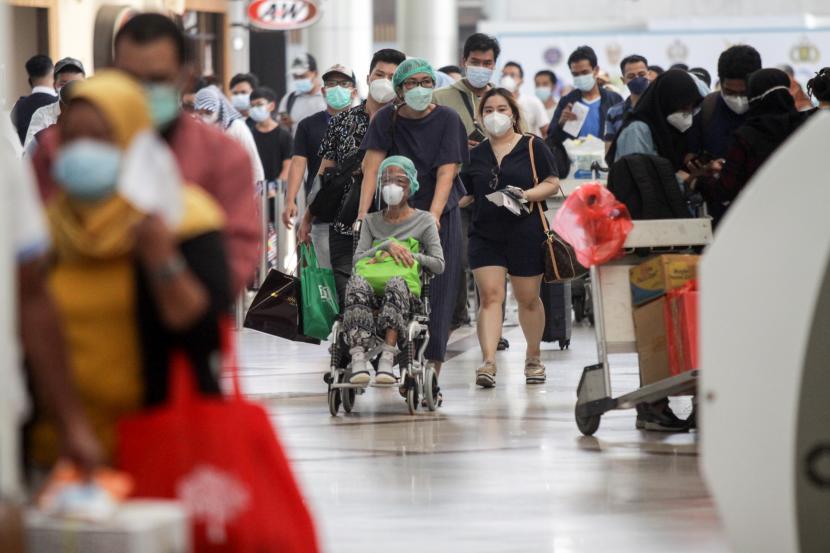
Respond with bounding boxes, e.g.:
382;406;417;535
517;93;550;137
0;140;49;497
226;118;266;183
278;90;327;136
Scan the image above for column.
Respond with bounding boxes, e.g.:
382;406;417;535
228;0;250;75
307;0;373;97
396;0;458;68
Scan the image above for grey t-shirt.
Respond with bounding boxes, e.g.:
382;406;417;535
353;209;445;275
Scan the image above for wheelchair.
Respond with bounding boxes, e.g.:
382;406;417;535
323;255;439;416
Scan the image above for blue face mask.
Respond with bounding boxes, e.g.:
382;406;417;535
626;76;650;96
53;139;122;201
404;86;433;112
144;83;181;129
294;78;313;94
466;65;493;89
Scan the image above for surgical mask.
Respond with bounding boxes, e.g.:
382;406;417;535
369;78;396;103
404;86;433;112
483;112;513;137
294;78;313;94
231;93;251;111
573;74;596;92
144;83;181;129
201;111;219;125
249;105;271;123
381;184;405;206
535;86;553;102
466;65;493;89
500;75;518;92
666;111;694;133
722;92;750;115
626;76;650;96
325;85;352;110
53;139;122;201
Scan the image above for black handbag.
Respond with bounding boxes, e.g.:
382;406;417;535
308;149;365;223
528;137;587;283
244;269;321;344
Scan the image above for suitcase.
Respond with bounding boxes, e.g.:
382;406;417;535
541;281;572;349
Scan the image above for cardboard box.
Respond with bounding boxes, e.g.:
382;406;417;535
26;500;190;553
629;254;700;307
665;286;699;375
633;296;672;386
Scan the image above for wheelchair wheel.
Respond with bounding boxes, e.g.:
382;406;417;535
423;366;439;411
342;386;355;413
328;387;341;416
406;384;419;415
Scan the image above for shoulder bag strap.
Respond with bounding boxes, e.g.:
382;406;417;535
457;88;476;121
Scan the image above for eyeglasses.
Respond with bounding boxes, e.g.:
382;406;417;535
401;78;435;90
489;166;500;190
324;79;354;88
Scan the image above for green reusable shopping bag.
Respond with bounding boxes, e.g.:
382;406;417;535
299;243;339;340
354;237;422;297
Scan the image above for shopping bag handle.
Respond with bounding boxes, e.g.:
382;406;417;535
299;242;319;271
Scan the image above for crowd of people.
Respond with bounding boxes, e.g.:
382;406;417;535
4;10;830;490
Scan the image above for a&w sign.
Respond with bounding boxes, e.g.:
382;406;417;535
248;0;322;31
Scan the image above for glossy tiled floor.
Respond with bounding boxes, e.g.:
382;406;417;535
234;320;730;553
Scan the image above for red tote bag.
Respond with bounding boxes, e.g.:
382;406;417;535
116;325;319;553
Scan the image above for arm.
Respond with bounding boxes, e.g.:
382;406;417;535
430;163;459;223
352;217;378;266
282;155;308;228
524;176;560;202
415;216;445;274
546;97;570;145
357;149;386;218
19;258;103;470
279;159;291;181
134;215;211;331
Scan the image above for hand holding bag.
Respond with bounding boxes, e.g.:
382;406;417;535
244;268;320;344
354;237;422;296
527;136;588;283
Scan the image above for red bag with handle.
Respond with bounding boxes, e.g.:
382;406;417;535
116;322;319;553
552;183;633;267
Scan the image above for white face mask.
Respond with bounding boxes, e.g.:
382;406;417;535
369;78;396;103
722;93;750;115
748;85;791;105
382;184;405;206
666;111;694;133
466;65;493;89
249;105;271;123
483;111;513;137
573;74;596;92
500;75;518;92
231;93;250;111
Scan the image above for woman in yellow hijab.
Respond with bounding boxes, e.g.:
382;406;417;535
30;70;231;467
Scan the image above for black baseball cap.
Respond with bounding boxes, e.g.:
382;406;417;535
54;57;86;76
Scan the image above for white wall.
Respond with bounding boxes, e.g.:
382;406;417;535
494;0;830;22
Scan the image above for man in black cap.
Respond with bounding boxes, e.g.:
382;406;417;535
23;57;85;149
10;55;57;145
278;52;326;135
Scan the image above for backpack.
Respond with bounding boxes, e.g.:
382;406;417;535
308;149;365;223
607;154;690;220
544;134;572;179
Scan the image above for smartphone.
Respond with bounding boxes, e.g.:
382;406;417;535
468;126;487;143
696;150;714;165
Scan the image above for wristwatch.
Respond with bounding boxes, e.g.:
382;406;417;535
151;254;187;283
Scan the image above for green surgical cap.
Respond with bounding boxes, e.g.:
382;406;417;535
392;58;436;89
378;155;419;195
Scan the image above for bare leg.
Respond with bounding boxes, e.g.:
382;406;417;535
385;328;398;346
510;275;544;360
473;266;509;363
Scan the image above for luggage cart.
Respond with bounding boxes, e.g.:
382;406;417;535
574;218;713;436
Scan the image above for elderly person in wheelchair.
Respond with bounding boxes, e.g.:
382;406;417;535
345;155;445;386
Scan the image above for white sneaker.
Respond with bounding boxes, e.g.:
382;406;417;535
349;347;371;385
376;345;398;385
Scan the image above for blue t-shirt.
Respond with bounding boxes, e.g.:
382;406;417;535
580;96;602;139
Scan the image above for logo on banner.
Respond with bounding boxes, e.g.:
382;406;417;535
247;0;322;31
606;42;622;67
544;47;563;66
790;36;820;64
667;39;689;63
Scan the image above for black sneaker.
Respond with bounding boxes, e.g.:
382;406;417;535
497;337;510;351
635;402;688;433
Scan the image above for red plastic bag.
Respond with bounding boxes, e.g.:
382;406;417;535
116;324;319;553
664;280;699;375
552;183;633;267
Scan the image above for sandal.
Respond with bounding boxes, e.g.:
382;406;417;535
476;361;497;388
